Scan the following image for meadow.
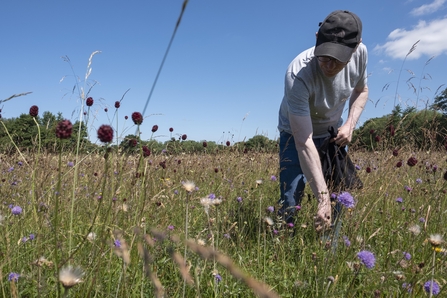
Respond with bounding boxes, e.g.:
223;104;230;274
1;136;446;297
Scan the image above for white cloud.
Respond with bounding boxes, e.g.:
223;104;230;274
411;0;446;16
374;17;447;59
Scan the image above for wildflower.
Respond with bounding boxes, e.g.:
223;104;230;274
124;115;128;120
374;135;381;142
266;206;274;213
181;134;187;141
369;129;375;134
29;105;39;117
208;193;216;200
17;161;23;166
392;149;399;156
142;146;151;157
270;175;277;181
256;179;263;185
182;181;195;192
11;206;22;215
226;141;230;146
200;196;222;214
403;252;411;260
408;224;421;235
404;186;412;192
416;178;422;184
87;232;96;242
264;216;274;225
395;197;403;203
168;225;174;231
86;97;94;106
55;120;73;139
366;167;371;173
129;138;137;147
407;157;418;167
357;250;376;269
131;112;143;125
114;239;121;248
223;233;230;239
287;223;294;228
8;167;14;172
203;141;208;147
355;164;361;170
424;280;440;295
59;266;84;289
337;192;355;208
214;274;222;283
151;125;158;133
169;127;174;132
67;161;74;167
428;234;443;247
114;101;120;109
104;108;108;112
236;197;242;203
388;124;395;136
396;161;402;168
97;125;114;143
8;272;20;282
343;236;351;247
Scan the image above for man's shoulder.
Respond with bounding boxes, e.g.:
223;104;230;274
287;47;316;73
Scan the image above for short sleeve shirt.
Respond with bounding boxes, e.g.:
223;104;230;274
278;43;368;137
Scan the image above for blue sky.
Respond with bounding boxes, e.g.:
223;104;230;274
1;0;446;144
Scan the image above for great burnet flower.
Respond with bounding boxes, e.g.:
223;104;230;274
29;105;39;117
407;157;418;167
55;120;73;139
142;146;151;157
97;124;114;143
181;134;187;141
151;125;158;133
86;97;94;106
357;250;376;269
337;192;355;208
424;280;440;295
114;101;120;109
131;112;143;125
59;266;84;289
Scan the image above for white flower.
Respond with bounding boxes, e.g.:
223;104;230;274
408;224;421;236
200;197;222;214
59;266;84;289
256;179;263;185
87;232;96;242
182;181;196;192
429;234;443;247
264;217;274;226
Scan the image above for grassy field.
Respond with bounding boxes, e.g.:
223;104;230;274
1;145;446;297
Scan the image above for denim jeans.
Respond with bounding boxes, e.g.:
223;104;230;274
278;131;328;223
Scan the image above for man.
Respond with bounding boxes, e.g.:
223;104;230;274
277;10;368;232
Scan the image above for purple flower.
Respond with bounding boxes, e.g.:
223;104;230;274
223;233;230;239
403;251;411;260
11;206;22;215
416;178;422;184
395;197;403;203
287;223;294;228
174;190;179;195
168;225;174;231
67;161;74;167
266;206;274;213
214;274;222;283
29;234;35;240
270;175;277;181
355;164;361;170
208;193;216;200
236;197;242;203
337;192;355;208
424;280;440;295
343;236;351;247
8;272;20;282
8;167;14;172
357;250;376;269
419;217;426;223
114;239;121;248
404;186;412;192
17;161;23;166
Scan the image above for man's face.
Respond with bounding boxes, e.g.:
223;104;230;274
317;56;348;78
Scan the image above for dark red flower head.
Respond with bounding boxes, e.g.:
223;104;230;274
131;112;143;125
366;167;371;173
181;134;187;141
29;105;39;117
125;115;128;120
97;124;114;143
407;157;418;167
374;135;381;142
55;120;73;139
104;108;108;112
151;125;158;133
129;138;137;147
388;124;395;136
392;149;399;156
142;145;151;157
396;161;403;168
203;141;208;148
86;97;94;107
114;101;120;109
226;141;231;146
369;129;375;135
169;127;174;132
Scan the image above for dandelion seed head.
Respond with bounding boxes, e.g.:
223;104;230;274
59;266;84;289
428;234;443;247
408;224;421;235
182;181;195;192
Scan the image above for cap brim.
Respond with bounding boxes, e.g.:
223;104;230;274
314;42;354;63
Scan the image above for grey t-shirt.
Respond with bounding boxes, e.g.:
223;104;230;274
278;43;368;138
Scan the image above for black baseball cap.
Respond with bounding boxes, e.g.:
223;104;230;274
315;10;362;63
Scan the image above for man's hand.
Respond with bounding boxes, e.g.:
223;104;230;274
314;199;331;232
331;124;352;147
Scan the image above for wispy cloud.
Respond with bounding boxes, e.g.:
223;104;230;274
374;17;447;59
410;0;446;16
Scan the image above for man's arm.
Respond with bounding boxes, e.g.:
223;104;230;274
333;85;369;146
289;113;331;231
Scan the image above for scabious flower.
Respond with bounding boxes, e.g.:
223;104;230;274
416;178;422;184
403;251;411;260
59;266;84;289
114;239;121;248
214;274;222;283
8;272;20;282
266;206;274;213
357;250;376;269
67;161;74;167
395;197;403;203
131;112;143;125
236;197;242;203
343;236;351;247
270;175;277;181
86;97;94;106
424;280;440;295
337;192;355;208
55;120;73;139
11;206;22;215
97;125;114;143
29;105;39;117
168;225;174;231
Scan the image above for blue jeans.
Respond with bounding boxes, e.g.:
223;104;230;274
278;131;327;223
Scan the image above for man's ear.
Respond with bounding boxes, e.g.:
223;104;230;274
315;32;318;40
